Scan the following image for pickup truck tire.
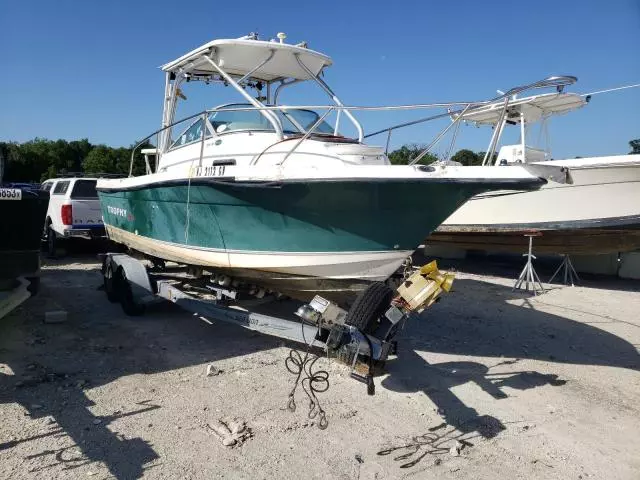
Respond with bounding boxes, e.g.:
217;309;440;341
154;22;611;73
103;263;119;303
46;224;58;258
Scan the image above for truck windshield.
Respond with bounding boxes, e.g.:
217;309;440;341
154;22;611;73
71;180;98;198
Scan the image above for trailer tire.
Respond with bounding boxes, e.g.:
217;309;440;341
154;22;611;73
344;282;394;334
115;267;145;316
103;263;118;303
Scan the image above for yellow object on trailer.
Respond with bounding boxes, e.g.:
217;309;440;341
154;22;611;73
395;260;455;312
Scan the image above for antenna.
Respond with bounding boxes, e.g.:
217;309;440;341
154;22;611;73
581;83;640;97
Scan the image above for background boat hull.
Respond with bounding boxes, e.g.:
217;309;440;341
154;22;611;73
431;163;640;254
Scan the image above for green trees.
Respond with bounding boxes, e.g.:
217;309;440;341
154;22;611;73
0;138;152;182
2;137;638;183
450;149;483;166
387;145;488;166
387;144;438;165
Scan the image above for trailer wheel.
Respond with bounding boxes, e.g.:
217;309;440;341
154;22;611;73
115;267;145;316
103;262;118;303
345;282;394;334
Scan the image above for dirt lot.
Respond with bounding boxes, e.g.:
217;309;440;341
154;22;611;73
1;255;639;479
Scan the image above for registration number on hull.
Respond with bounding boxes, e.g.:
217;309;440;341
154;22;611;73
0;188;22;200
190;165;226;177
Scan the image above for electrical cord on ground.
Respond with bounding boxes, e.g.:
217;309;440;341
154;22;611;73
285;323;330;429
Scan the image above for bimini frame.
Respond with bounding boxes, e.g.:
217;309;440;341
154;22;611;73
158;37;364;155
129;36;592;176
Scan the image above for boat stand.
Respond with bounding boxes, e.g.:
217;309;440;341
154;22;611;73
513;233;545;295
548;254;580;286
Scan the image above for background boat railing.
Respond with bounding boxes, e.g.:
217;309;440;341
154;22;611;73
128;76;580;176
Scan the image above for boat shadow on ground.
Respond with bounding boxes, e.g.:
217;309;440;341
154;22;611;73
378;276;640;468
0;264;284;479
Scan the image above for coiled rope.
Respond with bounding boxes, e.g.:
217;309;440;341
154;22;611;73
285;325;330;429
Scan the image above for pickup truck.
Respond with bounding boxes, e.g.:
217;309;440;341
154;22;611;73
41;177;105;256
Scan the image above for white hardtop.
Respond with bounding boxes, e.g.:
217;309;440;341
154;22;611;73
458;92;586;125
161;37;332;82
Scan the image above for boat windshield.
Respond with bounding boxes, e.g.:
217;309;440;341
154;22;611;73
208;103;336;136
171;104;338;149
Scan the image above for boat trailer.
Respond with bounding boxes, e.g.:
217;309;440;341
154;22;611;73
100;253;454;392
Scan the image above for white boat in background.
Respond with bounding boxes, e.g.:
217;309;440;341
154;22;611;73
428;77;640;255
95;32;554;303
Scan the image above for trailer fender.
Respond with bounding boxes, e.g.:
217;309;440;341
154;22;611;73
104;254;154;303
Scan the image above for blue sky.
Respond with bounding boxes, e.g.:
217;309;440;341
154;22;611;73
1;0;639;158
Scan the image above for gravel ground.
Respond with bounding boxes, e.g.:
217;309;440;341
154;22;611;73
1;254;639;479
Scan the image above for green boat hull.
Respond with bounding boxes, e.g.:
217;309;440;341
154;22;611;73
98;179;489;255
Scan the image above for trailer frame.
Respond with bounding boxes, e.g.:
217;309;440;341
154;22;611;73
100;253;405;371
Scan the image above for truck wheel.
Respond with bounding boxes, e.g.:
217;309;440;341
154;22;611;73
116;268;145;316
344;282;394;334
103;263;118;303
46;225;57;258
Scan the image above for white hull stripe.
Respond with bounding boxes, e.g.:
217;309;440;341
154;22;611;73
106;225;411;280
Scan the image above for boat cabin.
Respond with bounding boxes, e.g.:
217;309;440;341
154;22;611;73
152;33;387;173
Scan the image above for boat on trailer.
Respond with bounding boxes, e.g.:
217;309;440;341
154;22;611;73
96;32;552;303
427;77;640;255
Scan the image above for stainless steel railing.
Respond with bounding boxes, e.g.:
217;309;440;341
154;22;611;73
128;76;579;176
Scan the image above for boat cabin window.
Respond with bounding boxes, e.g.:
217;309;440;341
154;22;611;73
52;180;70;195
71;179;98;198
207;104;336;136
170;104;338;150
172;118;206;148
278;109;335;135
208;104;274;134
